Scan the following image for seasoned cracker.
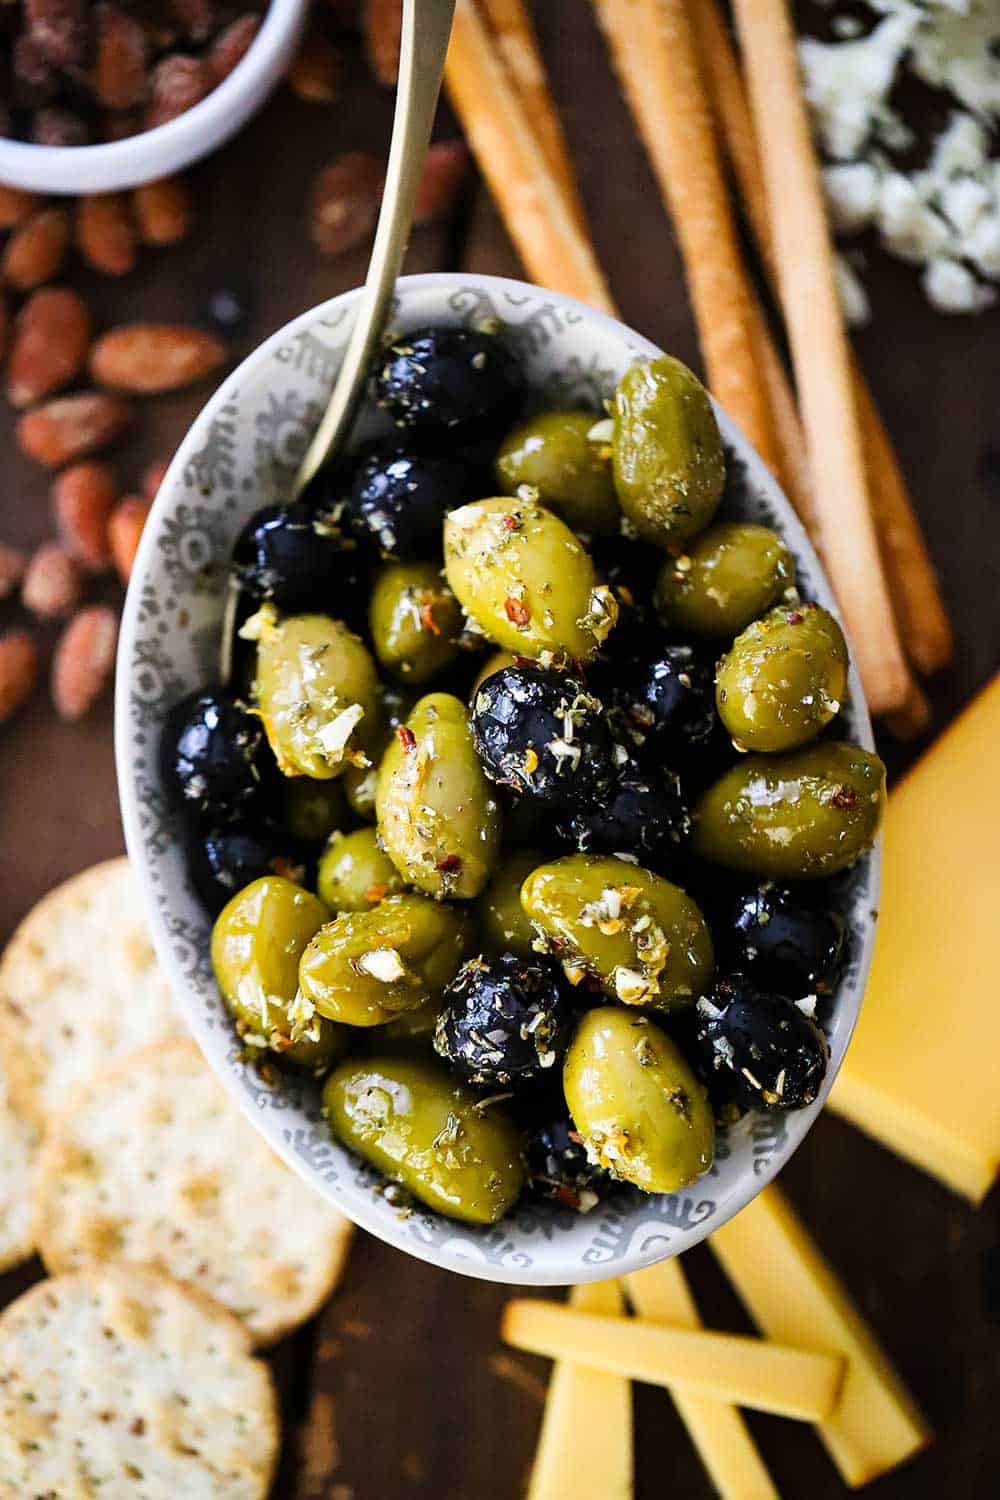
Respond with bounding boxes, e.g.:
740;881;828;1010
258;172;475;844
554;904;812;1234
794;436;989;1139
0;1058;40;1272
0;858;177;1125
0;1265;278;1498
35;1039;353;1345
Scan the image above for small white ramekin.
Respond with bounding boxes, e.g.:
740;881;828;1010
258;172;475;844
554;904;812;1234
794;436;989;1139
0;0;308;196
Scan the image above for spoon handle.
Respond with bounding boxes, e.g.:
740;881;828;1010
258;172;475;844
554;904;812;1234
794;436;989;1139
292;0;458;498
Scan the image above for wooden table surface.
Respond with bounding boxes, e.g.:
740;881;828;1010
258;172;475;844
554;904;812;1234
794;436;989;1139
1;6;999;1496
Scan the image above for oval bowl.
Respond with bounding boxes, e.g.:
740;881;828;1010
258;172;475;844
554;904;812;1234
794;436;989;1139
116;272;879;1285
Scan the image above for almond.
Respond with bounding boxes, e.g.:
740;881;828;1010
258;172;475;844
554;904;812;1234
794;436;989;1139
12;33;59;108
19;393;131;468
207;14;261;85
94;2;149;110
147;54;211;130
131;176;192;246
25;0;88;70
0;544;28;602
0;186;39;230
142;456;172;498
90;324;226;393
52;461;118;569
32;106;89;146
76;194;138;277
51;605;119;721
21;541;82;618
1;208;71;291
0;631;39;723
415;141;470;226
109;495;152;583
363;0;401;87
310;152;384;256
170;0;217;44
7;287;92;408
287;24;342;102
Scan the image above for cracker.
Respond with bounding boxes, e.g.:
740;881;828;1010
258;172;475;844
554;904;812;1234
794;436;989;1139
0;1058;40;1272
35;1039;354;1345
0;858;178;1126
0;1264;278;1498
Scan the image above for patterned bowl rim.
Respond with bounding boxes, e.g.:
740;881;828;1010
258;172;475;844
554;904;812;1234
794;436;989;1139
116;271;880;1285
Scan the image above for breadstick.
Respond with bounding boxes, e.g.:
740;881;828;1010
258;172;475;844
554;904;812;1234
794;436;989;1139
729;0;911;715
444;0;615;313
478;0;586;227
592;0;781;480
690;0;952;677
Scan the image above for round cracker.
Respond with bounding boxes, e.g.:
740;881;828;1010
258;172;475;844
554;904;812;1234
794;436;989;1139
0;1059;40;1272
0;1264;278;1498
35;1039;353;1345
0;858;178;1127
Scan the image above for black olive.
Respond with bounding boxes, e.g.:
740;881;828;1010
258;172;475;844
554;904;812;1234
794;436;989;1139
693;977;829;1111
232;499;366;617
471;664;614;808
434;952;574;1087
555;757;691;867
346;447;481;558
187;826;303;915
718;882;848;998
605;643;719;758
162;689;271;825
523;1113;610;1211
373;326;525;440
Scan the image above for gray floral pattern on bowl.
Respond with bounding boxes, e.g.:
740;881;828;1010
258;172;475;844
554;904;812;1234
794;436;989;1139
116;273;879;1286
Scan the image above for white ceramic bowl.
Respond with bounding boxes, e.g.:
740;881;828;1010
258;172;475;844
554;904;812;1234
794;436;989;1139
116;272;879;1285
0;0;307;195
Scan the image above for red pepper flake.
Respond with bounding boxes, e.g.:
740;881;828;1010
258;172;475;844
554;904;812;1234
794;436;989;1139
786;610;805;625
436;853;463;873
568;1129;585;1146
505;596;531;628
501;513;521;532
366;882;389;904
553;1184;582;1210
397;725;416;751
271;1034;294;1053
831;786;858;810
271;855;305;884
418;595;441;635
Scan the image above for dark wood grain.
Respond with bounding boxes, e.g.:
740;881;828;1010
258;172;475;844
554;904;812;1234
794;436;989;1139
2;7;999;1497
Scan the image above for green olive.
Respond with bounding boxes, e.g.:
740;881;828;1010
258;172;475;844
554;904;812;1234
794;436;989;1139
343;687;417;820
369;561;463;684
716;603;849;752
612;356;725;547
317;826;404;912
520;854;714;1010
324;1054;525;1225
444;498;618;663
563;1008;714;1193
693;741;886;878
298;893;472;1027
342;761;378;821
495;410;619;536
376;693;501;900
477;849;544;958
654;522;794;638
470;649;518;701
251;609;382;779
278;777;347;844
211;876;346;1070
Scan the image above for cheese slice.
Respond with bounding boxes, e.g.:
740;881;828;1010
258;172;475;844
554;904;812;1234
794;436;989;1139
711;1185;931;1487
502;1299;844;1422
528;1279;633;1500
625;1260;777;1500
829;672;1000;1201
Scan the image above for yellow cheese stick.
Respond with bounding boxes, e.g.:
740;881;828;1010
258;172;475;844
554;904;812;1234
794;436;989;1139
528;1280;633;1500
625;1260;777;1500
711;1185;931;1487
502;1300;844;1422
829;673;1000;1200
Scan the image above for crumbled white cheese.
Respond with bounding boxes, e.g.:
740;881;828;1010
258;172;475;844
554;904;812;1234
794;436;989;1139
824;160;882;233
966;211;1000;275
877;172;953;263
800;10;920;160
835;253;872;325
923;254;997;310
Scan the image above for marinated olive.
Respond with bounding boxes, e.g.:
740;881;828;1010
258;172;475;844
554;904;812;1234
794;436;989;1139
495;410;619;535
369;561;462;683
434;953;573;1086
716;604;849;752
342;686;414;821
211;877;346;1069
299;893;471;1027
599;643;718;763
348;449;481;559
233;500;365;618
443;498;618;663
373;326;525;442
188;826;302;916
563;1008;714;1193
278;777;346;844
471;664;614;807
317;826;404;912
324;1054;526;1224
250;609;383;779
471;649;518;700
521;854;714;1009
612;356;725;547
376;693;501;899
554;758;691;868
693;742;886;878
719;882;848;997
654;522;794;638
523;1112;610;1210
693;979;829;1110
477;848;544;958
162;688;270;824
